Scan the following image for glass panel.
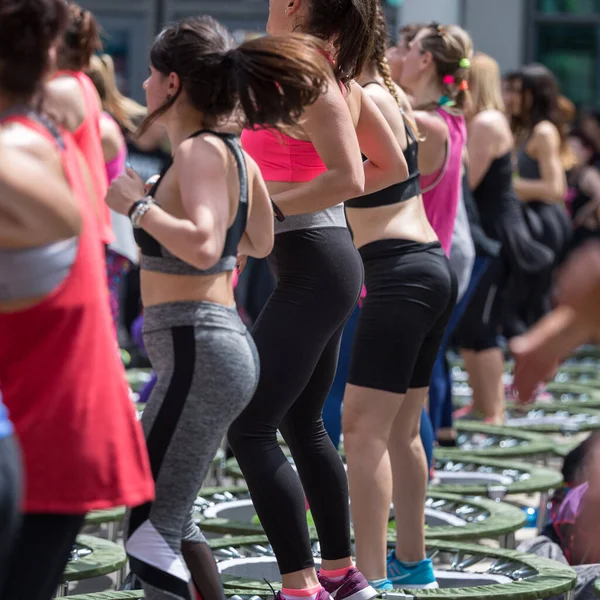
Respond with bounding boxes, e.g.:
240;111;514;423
535;23;598;107
537;0;600;13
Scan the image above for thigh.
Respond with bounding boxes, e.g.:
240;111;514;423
2;513;84;600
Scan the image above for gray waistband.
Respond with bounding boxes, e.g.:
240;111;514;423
143;300;246;334
140;255;236;275
0;237;78;301
275;203;347;234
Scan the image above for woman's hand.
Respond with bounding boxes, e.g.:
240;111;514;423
106;167;146;216
236;254;248;274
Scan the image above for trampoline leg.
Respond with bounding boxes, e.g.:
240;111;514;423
108;521;117;542
564;589;575;600
500;532;516;549
55;582;69;597
117;564;125;588
537;491;549;533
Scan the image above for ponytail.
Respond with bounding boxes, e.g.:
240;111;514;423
60;2;102;71
233;34;333;129
139;17;334;136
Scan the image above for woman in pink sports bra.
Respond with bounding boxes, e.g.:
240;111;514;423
229;1;408;599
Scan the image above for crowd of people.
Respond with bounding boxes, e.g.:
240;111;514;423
0;0;599;599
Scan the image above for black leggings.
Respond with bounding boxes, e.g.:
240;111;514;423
1;513;85;600
228;227;363;575
0;435;21;590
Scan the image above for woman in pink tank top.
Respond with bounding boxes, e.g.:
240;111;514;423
399;23;471;256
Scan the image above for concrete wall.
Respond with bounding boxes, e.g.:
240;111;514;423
464;0;526;73
397;0;462;29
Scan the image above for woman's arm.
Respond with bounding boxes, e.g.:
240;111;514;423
467;113;499;190
106;137;233;271
514;122;566;203
355;86;409;195
238;159;274;259
0;143;81;246
574;166;600;229
271;79;364;216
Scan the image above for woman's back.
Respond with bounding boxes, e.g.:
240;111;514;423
420;108;467;255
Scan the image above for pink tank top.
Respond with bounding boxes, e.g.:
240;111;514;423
101;114;127;183
420;108;466;255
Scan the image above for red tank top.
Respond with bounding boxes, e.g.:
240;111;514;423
54;70;114;245
0;115;154;514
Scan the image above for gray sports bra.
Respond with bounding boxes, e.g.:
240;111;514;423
0;108;78;302
0;238;78;302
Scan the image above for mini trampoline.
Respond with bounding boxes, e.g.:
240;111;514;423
209;536;576;600
84;507;126;542
56;535;127;597
196;486;525;548
503;405;600;434
438;422;553;460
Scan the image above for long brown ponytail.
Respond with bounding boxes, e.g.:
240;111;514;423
139;16;334;135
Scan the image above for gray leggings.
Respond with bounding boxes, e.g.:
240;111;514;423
126;301;259;600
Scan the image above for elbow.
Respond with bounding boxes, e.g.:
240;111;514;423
345;168;365;198
248;232;274;260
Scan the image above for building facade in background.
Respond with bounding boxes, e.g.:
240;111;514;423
79;0;600;110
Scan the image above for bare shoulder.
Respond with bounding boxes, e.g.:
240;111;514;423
532;120;561;146
414;109;447;142
45;76;86;131
0;122;60;169
175;133;230;174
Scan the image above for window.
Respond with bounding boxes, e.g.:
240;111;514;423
532;1;600;108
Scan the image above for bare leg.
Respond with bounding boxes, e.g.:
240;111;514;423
462;349;505;424
387;388;428;563
343;384;405;581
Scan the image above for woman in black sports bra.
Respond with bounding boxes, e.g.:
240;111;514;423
342;7;454;592
105;16;339;600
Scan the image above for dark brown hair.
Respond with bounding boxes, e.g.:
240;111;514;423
415;22;473;111
140;16;334;135
58;2;102;71
0;0;68;99
516;64;574;167
303;0;377;85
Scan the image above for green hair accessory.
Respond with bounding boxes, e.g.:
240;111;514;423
459;57;471;69
438;95;456;107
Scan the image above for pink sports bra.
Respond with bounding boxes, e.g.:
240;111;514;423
240;129;327;183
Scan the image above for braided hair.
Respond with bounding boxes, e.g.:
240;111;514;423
373;2;400;107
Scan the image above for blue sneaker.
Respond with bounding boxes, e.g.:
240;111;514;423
367;579;394;593
386;551;438;589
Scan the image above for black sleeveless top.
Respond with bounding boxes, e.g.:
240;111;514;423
134;130;248;275
346;83;421;209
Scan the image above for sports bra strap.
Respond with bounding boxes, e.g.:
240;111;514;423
148;128;248;227
421;135;451;195
0;107;64;150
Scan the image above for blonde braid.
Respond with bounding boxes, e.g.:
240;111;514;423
373;3;401;108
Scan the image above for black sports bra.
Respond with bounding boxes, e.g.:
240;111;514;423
134;130;248;276
346;82;421;209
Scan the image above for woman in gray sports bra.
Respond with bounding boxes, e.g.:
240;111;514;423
509;64;572;335
105;16;344;600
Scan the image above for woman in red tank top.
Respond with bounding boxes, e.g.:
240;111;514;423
0;2;153;598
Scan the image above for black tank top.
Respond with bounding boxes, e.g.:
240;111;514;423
134;130;248;275
346;84;420;209
473;152;523;239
